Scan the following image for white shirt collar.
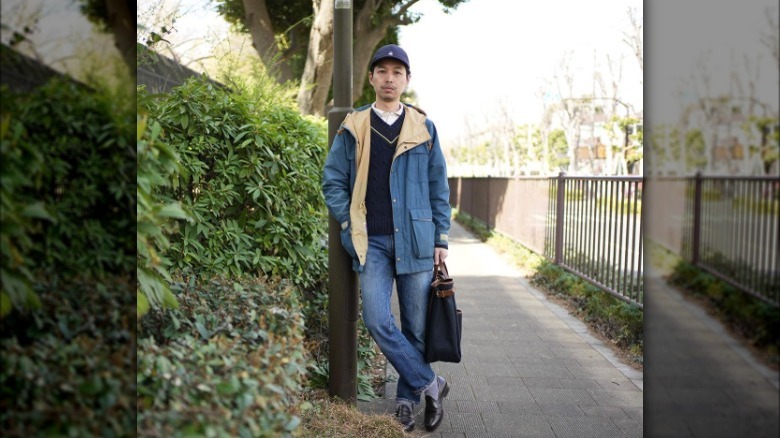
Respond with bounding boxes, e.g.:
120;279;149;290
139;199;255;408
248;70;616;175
371;102;404;125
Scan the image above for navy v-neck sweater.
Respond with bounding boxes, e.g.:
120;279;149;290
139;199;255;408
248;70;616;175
366;109;406;235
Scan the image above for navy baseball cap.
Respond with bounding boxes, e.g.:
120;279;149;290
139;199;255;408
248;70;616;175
369;44;410;73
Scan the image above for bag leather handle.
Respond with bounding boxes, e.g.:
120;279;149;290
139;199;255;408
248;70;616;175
432;262;453;298
434;262;449;280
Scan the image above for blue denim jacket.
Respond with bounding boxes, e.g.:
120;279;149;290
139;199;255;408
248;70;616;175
322;103;450;274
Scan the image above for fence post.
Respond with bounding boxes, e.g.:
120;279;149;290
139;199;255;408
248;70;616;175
555;172;565;264
692;172;702;265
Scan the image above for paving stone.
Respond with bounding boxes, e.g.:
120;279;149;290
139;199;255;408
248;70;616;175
685;416;769;438
557;378;602;390
417;432;466;438
471;384;535;402
537;402;585;417
439;372;477;388
528;387;598;406
565;365;627;380
514;364;576;379
611;414;644;437
463;362;517;377
446;412;486;434
455;400;501;414
588;389;643;408
519;377;565;389
480;413;555;436
467;346;510;360
546;416;625;438
580;404;633;419
621;406;643;421
512;356;582;368
496;400;544;415
595;377;639;391
432;362;469;377
464;329;499;341
445;381;476;401
485;375;525;386
643;415;692;437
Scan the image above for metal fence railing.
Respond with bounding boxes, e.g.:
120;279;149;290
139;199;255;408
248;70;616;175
645;175;779;306
686;175;778;305
449;174;644;308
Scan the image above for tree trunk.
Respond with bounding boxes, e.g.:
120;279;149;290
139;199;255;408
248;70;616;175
105;0;135;77
297;0;334;116
242;0;294;84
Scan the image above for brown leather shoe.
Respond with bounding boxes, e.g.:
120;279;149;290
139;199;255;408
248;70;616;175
424;379;450;431
395;402;415;432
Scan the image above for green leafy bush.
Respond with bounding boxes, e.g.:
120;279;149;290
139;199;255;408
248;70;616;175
136;115;189;315
0;277;135;436
138;79;328;288
1;80;134;315
137;276;307;436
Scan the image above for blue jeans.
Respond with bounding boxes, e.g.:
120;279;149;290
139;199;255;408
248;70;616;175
360;234;436;405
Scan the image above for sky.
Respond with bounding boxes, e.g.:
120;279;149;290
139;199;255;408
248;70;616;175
152;0;644;148
645;0;779;125
398;0;643;147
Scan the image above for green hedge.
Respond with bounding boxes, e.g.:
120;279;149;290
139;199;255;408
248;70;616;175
137;276;307;437
1;76;135;434
0;277;135;436
138;79;328;289
137;116;188;315
1;80;134;315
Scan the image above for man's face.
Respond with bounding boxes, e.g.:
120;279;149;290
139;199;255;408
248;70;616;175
369;59;409;103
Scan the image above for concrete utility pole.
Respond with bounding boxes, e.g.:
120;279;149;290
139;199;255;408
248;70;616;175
327;0;357;404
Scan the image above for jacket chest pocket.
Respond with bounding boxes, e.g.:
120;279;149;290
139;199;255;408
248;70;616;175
404;146;428;182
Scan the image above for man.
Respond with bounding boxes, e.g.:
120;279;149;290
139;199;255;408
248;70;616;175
322;44;451;432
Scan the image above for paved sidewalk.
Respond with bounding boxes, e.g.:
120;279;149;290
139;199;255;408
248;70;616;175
644;271;779;437
359;221;643;437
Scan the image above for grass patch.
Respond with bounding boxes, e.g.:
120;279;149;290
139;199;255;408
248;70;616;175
299;390;404;438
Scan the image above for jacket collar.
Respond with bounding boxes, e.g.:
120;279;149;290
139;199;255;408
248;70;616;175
342;103;431;148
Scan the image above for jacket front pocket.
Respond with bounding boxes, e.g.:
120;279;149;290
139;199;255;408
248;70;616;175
340;225;358;259
410;208;434;259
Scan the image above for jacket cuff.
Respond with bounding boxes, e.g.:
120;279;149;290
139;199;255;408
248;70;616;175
435;233;449;249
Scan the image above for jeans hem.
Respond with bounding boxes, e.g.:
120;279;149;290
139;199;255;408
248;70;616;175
395;397;417;407
415;374;438;396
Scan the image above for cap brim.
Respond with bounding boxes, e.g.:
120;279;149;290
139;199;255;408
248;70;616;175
370;56;409;71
